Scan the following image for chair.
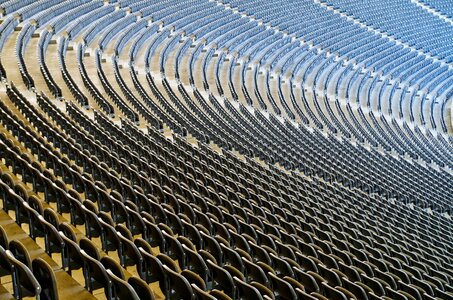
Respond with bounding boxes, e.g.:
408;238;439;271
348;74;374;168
58;223;77;242
117;232;144;277
32;258;59;300
234;276;264;300
0;225;9;249
293;268;320;294
99;217;120;253
106;269;140;300
134;237;154;255
163;265;195;300
268;272;297;300
0;245;12;278
80;250;113;299
322;282;348;300
163;231;186;269
9;240;31;269
100;256;125;280
183;244;210;285
139;248;168;294
6;250;41;299
79;238;100;261
181;269;207;290
38;216;64;257
207;259;236;299
295;288;318;300
128;276;155;300
191;283;217;299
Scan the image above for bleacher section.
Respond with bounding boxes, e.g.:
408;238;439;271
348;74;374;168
0;0;451;299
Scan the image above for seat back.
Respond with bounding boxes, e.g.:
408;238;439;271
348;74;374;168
234;276;264;300
106;269;140;300
128;276;155;300
32;258;59;300
163;265;195;300
6;250;41;299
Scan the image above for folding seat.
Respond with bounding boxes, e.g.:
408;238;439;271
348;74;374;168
411;277;435;297
97;214;120;253
0;225;8;252
321;282;349;300
182;219;203;250
133;237;154;255
399;281;423;300
162;231;185;268
256;230;276;249
128;276;155;300
293;269;321;294
211;219;231;241
183;244;210;284
38;215;64;257
191;283;217;299
107;269;140;300
141;213;165;250
181;269;207;290
318;264;342;287
267;272;297;300
125;202;147;237
200;231;223;265
296;254;319;273
249;242;272;265
434;288;453;299
6;250;41;300
221;243;245;272
296;240;318;258
67;194;85;226
109;195;129;225
80;249;113;299
117;232;144;276
10;192;29;227
242;256;271;288
164;209;184;236
32;258;58;300
231;229;254;252
58;222;77;243
389;265;412;284
9;240;31;269
269;253;294;278
207;259;237;299
234;276;265;300
317;251;339;269
295;288;319;300
100;255;125;280
79;238;101;261
163;265;196;300
343;278;369;300
22;201;46;241
386;286;415;300
275;240;297;261
179;199;197;221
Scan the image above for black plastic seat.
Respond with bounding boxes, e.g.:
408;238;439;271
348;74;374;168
9;240;31;269
163;265;196;300
107;269;140;300
80;249;113;299
207;259;236;299
32;258;59;300
6;250;41;299
234;276;264;300
100;256;125;280
268;272;297;300
191;283;217;299
117;232;144;277
128;276;155;300
139;248;168;294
